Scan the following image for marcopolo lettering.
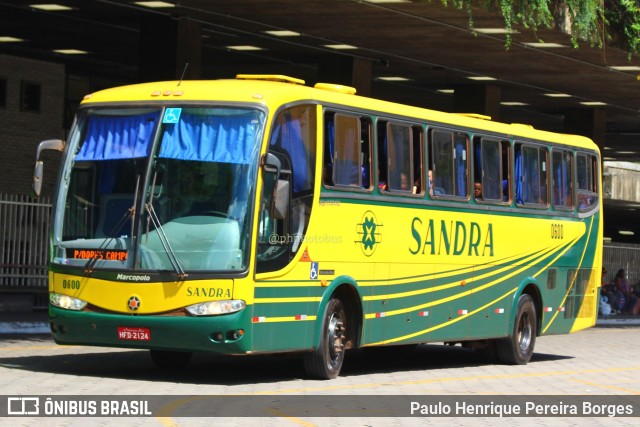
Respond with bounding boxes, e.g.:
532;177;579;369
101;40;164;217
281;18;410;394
409;217;494;257
116;274;151;282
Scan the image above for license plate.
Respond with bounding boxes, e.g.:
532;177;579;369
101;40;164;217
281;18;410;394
117;326;150;341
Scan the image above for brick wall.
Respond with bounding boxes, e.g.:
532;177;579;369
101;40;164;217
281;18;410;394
0;54;65;197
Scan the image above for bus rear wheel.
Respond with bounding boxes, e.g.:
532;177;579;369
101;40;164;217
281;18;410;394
303;297;347;379
496;294;536;365
150;349;193;370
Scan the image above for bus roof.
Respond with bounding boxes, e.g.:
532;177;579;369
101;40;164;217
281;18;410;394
81;75;599;152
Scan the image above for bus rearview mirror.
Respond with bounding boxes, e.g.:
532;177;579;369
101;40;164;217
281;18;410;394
33;139;65;197
33;161;44;197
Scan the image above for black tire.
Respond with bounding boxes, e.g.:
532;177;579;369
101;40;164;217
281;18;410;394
150;349;193;370
496;294;537;365
303;297;347;379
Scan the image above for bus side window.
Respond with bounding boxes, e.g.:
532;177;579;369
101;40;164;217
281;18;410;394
552;149;573;210
515;143;548;206
501;140;511;202
323;112;372;190
576;152;598;211
376;120;388;192
360;117;372;189
431;129;469;198
412;126;423;195
474;137;510;203
386;122;412;193
323;116;335;187
269;105;317;257
270;105;317;196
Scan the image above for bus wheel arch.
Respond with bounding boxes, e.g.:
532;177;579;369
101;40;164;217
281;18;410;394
329;283;363;350
522;283;543;337
303;281;363;379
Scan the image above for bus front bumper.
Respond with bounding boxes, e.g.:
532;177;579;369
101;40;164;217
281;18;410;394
49;305;252;354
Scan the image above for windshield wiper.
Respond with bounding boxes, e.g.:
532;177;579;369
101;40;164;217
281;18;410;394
84;175;140;275
145;172;188;280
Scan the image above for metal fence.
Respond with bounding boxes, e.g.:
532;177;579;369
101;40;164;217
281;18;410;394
603;241;640;286
0;193;51;290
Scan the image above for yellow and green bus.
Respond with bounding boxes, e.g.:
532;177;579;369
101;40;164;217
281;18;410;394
34;74;602;379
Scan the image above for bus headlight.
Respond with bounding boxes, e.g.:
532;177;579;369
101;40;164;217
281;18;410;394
186;300;246;316
50;292;87;311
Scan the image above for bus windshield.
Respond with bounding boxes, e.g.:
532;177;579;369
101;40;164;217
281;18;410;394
52;106;265;273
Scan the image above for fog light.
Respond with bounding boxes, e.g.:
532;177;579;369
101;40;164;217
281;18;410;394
228;329;244;340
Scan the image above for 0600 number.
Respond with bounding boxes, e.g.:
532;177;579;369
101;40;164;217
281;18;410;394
62;279;80;289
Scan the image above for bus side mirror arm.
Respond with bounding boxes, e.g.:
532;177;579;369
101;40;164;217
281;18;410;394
33;139;65;196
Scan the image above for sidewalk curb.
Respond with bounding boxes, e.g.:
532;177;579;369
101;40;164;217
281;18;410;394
0;321;50;334
595;316;640;326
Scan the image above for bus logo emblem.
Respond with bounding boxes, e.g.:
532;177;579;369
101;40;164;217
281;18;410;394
127;296;141;311
356;210;382;257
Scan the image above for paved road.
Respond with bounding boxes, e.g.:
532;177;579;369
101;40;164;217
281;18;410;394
0;325;638;426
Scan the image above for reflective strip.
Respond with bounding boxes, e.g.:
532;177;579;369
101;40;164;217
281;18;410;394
418;311;429;317
544;307;553;312
494;308;504;314
295;314;307;320
375;312;386;318
458;309;468;315
252;316;266;323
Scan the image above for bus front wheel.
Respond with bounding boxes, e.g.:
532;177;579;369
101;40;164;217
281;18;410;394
303;297;347;379
496;294;537;365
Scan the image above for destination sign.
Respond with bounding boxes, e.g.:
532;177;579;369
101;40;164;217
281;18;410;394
67;249;128;261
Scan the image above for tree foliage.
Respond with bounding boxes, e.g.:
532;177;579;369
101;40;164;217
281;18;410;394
437;0;640;58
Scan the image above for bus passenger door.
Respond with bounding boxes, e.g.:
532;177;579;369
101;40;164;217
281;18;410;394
252;105;318;352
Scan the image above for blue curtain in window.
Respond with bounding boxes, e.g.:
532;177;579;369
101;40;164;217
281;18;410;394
563;156;570;205
389;126;407;190
76;112;159;161
378;130;388;190
324;119;335;185
270;114;307;193
324;119;334;167
515;149;523;204
334;126;358;186
527;154;540;203
474;142;482;181
554;160;563;206
559;155;570;206
159;112;256;164
455;140;466;197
